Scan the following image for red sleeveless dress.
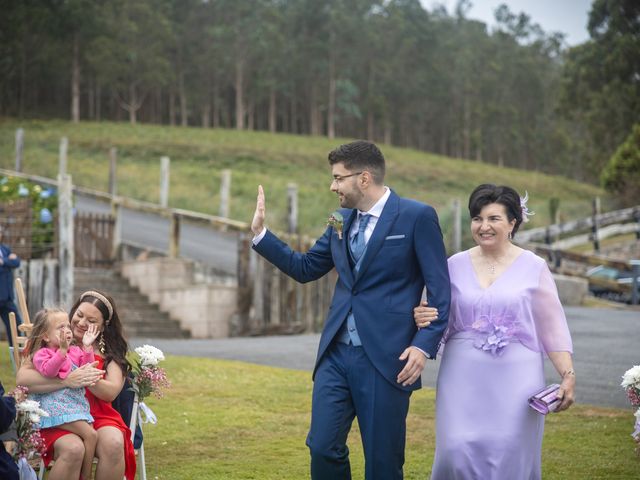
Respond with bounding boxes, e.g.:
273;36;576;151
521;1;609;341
40;356;136;480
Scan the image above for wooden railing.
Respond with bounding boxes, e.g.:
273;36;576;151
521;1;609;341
517;205;640;244
531;243;640;303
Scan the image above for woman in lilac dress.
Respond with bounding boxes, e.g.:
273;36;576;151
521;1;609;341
415;184;575;479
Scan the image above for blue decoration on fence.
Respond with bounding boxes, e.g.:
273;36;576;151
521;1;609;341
40;208;53;223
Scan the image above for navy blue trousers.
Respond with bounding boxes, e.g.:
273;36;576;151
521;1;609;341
306;342;411;480
0;300;20;347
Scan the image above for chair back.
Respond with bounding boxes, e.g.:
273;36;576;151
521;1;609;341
9;312;28;373
15;277;31;326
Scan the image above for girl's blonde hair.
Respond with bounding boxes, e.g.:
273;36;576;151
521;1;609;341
23;308;69;360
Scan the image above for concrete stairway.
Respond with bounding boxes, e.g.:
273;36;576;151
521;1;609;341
74;268;191;339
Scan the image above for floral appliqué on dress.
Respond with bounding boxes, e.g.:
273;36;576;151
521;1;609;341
471;314;518;357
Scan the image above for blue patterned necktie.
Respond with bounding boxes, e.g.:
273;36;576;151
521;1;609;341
350;214;371;262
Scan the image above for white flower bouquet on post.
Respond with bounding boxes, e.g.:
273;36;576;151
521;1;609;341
621;365;640;454
131;345;170;401
7;386;49;480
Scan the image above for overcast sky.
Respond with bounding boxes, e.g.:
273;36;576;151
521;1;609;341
425;0;593;46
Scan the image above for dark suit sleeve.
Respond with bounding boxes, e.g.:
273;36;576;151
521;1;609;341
1;246;19;269
253;229;334;284
411;206;451;357
0;382;16;433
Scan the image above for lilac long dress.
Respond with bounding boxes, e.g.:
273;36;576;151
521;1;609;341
431;250;573;480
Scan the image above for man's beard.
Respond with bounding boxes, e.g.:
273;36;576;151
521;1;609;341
338;190;363;209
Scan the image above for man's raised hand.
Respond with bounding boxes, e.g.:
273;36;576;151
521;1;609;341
251;185;266;235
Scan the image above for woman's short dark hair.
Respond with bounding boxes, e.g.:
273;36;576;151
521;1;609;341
328;140;385;184
468;184;524;236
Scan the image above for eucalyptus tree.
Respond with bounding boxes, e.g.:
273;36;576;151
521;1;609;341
88;0;172;124
560;0;640;180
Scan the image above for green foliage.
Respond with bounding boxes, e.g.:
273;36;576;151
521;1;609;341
0;119;607;253
601;124;640;206
560;0;640;180
0;176;57;256
549;197;560;223
0;344;638;478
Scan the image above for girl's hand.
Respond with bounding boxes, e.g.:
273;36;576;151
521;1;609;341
59;330;69;352
83;324;100;348
413;300;439;328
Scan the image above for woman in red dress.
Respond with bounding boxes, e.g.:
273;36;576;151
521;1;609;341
17;291;136;480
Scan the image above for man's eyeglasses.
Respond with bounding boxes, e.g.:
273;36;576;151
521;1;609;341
332;172;363;184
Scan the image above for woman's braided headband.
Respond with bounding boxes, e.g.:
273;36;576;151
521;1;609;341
80;290;113;323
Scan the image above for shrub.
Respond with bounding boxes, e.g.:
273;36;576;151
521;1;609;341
601;125;640;206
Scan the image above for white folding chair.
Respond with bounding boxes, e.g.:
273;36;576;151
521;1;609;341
8;311;28;374
129;392;147;480
7;277;31;373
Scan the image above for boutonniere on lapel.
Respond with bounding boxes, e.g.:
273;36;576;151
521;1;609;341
327;211;344;239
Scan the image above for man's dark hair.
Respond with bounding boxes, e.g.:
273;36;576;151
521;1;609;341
328;140;385;184
468;184;523;236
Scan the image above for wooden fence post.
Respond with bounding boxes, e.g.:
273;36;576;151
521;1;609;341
452;198;461;253
630;260;640;306
287;183;298;234
169;212;180;258
219;169;231;218
591;197;600;252
109;147;117;196
160;156;170;208
15;128;24;172
58;174;74;309
235;233;252;335
58;137;68;175
111;200;122;261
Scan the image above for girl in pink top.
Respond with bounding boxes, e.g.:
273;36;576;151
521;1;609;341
25;308;100;480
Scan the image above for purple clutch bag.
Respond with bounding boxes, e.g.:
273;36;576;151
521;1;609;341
528;384;561;414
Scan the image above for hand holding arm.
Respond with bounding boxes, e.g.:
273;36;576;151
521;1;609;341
414;300;438;329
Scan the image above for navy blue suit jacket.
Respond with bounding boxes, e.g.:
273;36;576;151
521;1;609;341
0;244;19;302
0;381;18;480
254;190;451;392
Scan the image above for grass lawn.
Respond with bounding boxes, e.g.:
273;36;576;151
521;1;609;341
1;342;637;479
0;118;608;249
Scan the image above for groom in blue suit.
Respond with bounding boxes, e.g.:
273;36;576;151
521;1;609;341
251;141;450;479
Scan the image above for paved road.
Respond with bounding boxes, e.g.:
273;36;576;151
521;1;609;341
76;194;238;275
131;306;639;409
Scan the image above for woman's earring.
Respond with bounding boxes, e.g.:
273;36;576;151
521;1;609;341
98;333;106;354
508;231;513;240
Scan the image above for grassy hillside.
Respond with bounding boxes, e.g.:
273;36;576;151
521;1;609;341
0;118;606;247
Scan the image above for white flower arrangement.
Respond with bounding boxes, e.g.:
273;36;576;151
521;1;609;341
135;345;165;367
621;365;640;454
15;399;49;425
621;365;640;389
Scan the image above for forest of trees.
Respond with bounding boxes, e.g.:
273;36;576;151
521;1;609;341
1;0;638;186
